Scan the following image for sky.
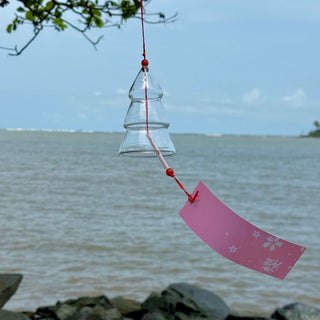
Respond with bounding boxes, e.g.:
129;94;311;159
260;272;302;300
0;0;319;135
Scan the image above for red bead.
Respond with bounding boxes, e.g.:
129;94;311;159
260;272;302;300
166;168;174;177
141;59;149;66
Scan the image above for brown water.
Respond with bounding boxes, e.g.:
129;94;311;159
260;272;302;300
0;130;319;315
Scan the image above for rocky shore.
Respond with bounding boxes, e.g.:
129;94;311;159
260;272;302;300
1;274;319;320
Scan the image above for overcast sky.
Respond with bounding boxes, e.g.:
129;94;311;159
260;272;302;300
1;0;319;135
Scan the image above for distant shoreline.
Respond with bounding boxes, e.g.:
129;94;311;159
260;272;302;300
0;128;306;138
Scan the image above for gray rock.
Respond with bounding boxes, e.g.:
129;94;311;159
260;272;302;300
226;315;270;320
76;306;94;320
0;309;30;320
62;295;113;309
142;283;230;320
99;307;123;320
175;311;194;320
55;303;77;320
142;292;167;314
272;303;320;320
36;304;58;318
35;295;114;319
168;283;229;320
76;306;123;320
141;311;168;320
110;296;143;319
0;274;23;308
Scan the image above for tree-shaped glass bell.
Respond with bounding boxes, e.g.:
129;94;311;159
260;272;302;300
119;63;176;156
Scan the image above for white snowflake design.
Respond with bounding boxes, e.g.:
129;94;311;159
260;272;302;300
262;258;282;274
263;236;283;251
229;245;238;253
252;230;261;238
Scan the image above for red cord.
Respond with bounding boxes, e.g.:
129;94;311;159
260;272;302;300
139;0;198;203
140;0;146;60
166;168;199;203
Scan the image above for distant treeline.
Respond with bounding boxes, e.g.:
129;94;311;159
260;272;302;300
308;121;320;137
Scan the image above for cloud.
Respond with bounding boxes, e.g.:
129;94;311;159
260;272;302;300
78;113;88;120
165;102;241;116
282;89;305;107
242;89;261;106
116;88;127;95
42;112;64;124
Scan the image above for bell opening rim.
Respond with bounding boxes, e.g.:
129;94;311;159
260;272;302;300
123;122;170;129
118;149;176;157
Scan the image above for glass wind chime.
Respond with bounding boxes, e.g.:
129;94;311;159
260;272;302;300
118;61;176;157
117;0;306;280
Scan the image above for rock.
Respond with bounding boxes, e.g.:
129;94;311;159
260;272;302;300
142;292;167;314
0;309;30;320
0;274;23;308
142;283;230;320
141;311;168;320
76;306;123;320
19;312;36;320
168;283;229;320
35;305;58;319
76;306;93;320
55;304;77;320
175;312;195;320
271;303;320;320
226;315;270;320
36;296;124;320
35;295;115;320
62;295;113;309
110;296;144;319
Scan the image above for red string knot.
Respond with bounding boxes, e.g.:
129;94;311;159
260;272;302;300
188;190;199;203
141;59;149;66
166;168;175;177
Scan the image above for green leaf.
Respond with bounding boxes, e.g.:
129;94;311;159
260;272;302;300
45;1;54;11
6;23;12;33
54;8;62;18
94;16;104;27
17;7;26;12
53;17;67;30
25;11;35;21
93;8;101;16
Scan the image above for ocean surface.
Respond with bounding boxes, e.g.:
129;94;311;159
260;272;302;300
0;130;319;315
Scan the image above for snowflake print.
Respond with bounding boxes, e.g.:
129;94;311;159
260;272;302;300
262;258;282;274
263;236;283;251
252;230;261;238
229;245;238;253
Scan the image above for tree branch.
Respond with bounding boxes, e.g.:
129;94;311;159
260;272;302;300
1;0;177;55
8;25;43;56
63;19;105;49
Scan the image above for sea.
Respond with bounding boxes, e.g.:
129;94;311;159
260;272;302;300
0;129;319;315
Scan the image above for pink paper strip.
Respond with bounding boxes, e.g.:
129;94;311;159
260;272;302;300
179;181;306;279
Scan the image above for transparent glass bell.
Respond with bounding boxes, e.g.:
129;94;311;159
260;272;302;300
119;64;176;157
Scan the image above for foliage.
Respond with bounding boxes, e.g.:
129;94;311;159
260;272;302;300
0;0;176;55
308;120;320;137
